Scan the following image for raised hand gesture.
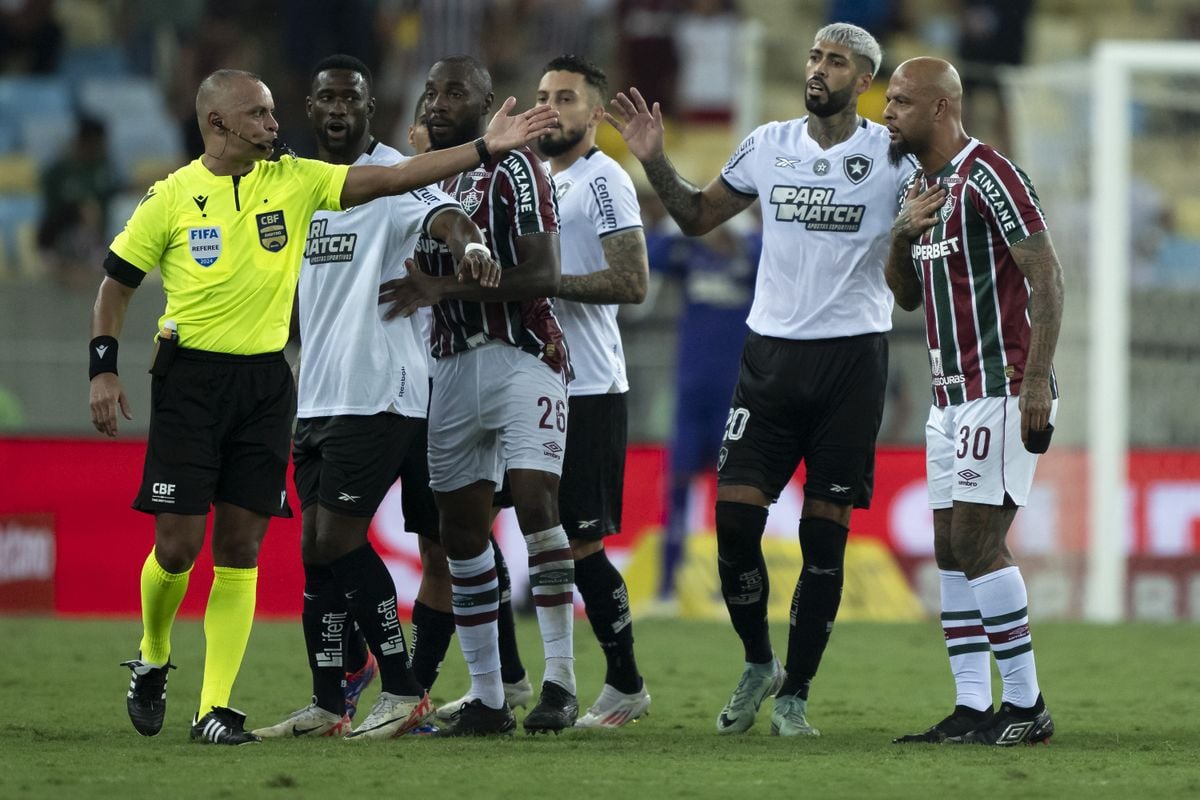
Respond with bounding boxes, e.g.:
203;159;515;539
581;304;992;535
482;97;558;155
606;88;665;163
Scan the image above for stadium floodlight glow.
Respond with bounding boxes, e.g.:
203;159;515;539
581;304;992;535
1087;41;1200;622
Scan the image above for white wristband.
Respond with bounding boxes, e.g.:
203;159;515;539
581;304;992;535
464;241;491;259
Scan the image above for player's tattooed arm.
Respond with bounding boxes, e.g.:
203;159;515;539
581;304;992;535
558;228;648;304
886;182;945;311
608;88;752;234
1011;230;1064;436
640;158;753;235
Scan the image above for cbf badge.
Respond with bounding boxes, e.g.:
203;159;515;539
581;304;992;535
256;210;288;251
188;226;221;267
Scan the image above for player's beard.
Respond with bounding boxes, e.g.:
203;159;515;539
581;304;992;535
537;123;587;157
804;81;855;118
428;117;478;151
888;138;913;166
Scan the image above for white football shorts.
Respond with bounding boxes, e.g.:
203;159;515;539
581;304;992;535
926;395;1058;509
427;341;568;493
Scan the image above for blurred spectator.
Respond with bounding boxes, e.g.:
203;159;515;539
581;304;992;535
824;0;898;33
378;0;497;146
616;0;681;117
36;116;120;289
652;199;760;601
957;0;1034;150
0;0;62;73
168;0;266;159
116;0;206;77
674;0;739;123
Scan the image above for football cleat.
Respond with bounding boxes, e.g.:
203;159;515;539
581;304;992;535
343;650;378;721
715;658;784;735
190;706;262;745
893;705;993;744
523;681;579;735
575;682;652;729
769;693;820;737
121;657;176;737
251;701;351;738
436;675;534;722
948;695;1054;746
345;691;434;740
432;699;516;737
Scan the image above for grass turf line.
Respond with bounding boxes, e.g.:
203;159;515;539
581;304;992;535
1;617;1197;799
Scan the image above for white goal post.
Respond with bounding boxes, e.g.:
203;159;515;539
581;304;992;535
1087;42;1200;621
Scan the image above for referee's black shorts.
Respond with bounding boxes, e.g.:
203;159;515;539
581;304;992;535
559;392;627;541
716;331;888;509
292;412;438;539
133;348;295;517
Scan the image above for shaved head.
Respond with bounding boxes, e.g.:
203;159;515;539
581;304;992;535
892;58;963;105
884;57;969;168
195;69;265;120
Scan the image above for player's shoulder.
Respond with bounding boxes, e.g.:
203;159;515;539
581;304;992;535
136;159;201;210
358;140;406;167
965;141;1034;188
580;148;634;185
745;118;797;148
497;145;542;171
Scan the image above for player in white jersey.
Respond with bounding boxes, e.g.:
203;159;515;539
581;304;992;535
609;23;916;736
252;56;497;742
884;58;1062;747
531;55;652;728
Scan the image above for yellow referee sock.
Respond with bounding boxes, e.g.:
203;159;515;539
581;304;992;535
197;565;258;715
138;548;191;665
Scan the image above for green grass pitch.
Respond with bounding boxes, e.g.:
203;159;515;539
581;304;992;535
1;616;1197;799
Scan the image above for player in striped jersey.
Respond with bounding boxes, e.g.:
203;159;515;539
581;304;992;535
611;22;915;737
883;57;1063;746
380;56;577;736
252;55;495;742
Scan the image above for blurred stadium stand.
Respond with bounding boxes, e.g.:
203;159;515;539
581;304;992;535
1;0;1197;449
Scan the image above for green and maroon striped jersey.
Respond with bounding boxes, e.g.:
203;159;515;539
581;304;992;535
906;139;1058;407
415;146;568;374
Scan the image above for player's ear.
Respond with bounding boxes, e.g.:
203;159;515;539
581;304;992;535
482;92;494;116
304;96;313;119
367;96;376;119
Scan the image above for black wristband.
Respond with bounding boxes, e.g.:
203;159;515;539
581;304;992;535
473;137;491;165
89;336;118;379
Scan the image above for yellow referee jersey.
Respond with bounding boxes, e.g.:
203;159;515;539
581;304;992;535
109;156;349;355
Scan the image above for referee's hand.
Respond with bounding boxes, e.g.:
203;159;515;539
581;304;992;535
90;373;132;437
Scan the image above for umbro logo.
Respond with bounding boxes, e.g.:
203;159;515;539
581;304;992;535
829;483;851;494
336;492;361;503
542;441;563;459
94;344;109;358
957;469;982;481
193;195;208;212
996;721;1035;744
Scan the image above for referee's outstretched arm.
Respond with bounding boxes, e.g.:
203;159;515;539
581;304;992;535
340;97;557;208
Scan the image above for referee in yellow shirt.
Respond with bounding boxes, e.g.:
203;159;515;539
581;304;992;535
87;68;555;745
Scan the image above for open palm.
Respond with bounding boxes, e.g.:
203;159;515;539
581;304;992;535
606;88;664;162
